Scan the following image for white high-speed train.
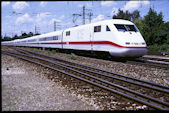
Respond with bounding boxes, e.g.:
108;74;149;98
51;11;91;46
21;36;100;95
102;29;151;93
2;19;147;57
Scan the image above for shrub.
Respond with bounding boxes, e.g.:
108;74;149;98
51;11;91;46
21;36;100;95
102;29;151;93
147;44;169;52
70;53;77;60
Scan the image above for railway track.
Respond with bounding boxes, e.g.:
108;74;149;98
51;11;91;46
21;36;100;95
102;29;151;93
58;48;169;70
5;46;169;70
2;48;169;110
126;58;169;70
147;51;169;56
141;55;169;63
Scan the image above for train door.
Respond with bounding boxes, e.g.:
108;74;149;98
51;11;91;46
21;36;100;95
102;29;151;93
61;30;64;49
92;25;102;51
90;26;94;51
76;27;92;51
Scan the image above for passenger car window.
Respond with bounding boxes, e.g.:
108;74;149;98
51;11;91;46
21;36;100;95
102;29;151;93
53;36;58;40
106;25;111;31
28;39;36;42
66;31;70;36
39;38;46;41
94;26;101;32
46;37;54;41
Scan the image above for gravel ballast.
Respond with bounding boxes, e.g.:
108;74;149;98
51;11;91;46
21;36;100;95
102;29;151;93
2;47;169;111
2;54;100;111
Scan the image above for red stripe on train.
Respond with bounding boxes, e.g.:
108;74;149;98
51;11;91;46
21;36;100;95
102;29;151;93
26;42;66;44
17;41;147;49
69;41;147;48
39;42;66;44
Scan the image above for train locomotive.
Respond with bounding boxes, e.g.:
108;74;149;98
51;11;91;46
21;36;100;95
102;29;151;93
2;19;147;58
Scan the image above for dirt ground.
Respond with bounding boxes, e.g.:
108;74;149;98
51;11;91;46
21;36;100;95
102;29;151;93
2;54;100;111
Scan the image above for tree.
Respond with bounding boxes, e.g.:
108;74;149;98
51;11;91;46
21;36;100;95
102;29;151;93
20;32;28;39
1;35;12;41
13;34;19;40
134;18;144;35
142;8;165;45
34;33;40;36
131;10;140;22
113;9;140;22
162;22;169;44
27;32;34;37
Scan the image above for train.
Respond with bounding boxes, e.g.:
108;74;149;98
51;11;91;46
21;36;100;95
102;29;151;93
2;19;147;58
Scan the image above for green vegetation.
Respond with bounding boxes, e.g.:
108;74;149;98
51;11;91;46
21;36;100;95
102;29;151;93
113;8;169;52
147;44;169;52
45;49;57;55
31;48;42;53
140;8;168;46
70;53;77;60
113;9;140;22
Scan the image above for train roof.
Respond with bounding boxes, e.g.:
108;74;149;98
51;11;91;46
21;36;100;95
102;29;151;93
65;19;134;31
14;30;63;41
4;19;134;43
38;30;63;38
92;19;134;25
111;19;134;24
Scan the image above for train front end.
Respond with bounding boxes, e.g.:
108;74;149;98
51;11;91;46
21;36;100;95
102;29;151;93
108;19;147;58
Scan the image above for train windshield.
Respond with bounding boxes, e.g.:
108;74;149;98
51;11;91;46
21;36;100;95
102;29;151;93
114;24;138;32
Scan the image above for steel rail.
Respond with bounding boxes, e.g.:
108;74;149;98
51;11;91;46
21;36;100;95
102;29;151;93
14;48;169;91
2;50;169;110
129;57;169;70
15;48;169;94
134;58;169;65
142;55;169;62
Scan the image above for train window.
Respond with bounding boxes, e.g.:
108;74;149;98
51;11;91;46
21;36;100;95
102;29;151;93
125;25;138;32
46;37;54;41
21;41;26;43
114;24;138;32
106;26;111;31
28;39;36;42
94;26;101;32
66;31;70;36
39;38;46;41
114;24;127;32
53;36;58;40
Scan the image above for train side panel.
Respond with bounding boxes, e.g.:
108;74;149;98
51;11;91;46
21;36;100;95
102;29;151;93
34;31;63;49
91;21;118;52
62;25;93;51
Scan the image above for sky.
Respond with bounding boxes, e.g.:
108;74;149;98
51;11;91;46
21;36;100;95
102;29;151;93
1;0;169;37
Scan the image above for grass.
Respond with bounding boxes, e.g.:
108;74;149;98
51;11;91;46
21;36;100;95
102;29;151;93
23;47;57;55
45;49;56;55
31;48;43;52
147;44;169;52
2;46;9;49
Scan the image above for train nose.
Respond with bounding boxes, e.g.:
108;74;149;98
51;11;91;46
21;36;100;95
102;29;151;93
109;48;148;57
124;48;148;57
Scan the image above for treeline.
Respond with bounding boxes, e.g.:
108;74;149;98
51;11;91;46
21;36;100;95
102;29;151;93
113;8;169;47
1;32;40;42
